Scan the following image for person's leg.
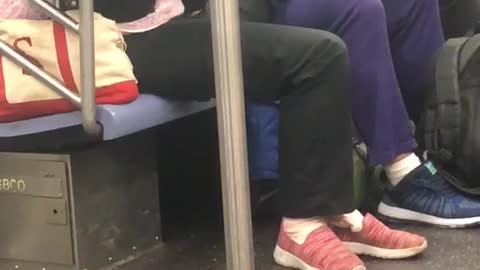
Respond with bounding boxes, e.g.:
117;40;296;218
275;0;417;167
125;18;364;270
125;19;354;217
382;0;445;122
274;0;480;229
272;0;430;258
373;0;480;227
126;18;354;217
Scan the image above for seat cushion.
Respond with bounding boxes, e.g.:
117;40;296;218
0;94;214;140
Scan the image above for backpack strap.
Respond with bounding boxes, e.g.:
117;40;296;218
459;34;480;73
425;38;468;160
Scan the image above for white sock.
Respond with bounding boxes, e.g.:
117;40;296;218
385;153;422;186
283;217;326;244
328;210;364;233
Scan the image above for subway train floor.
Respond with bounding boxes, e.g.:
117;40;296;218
118;112;479;270
117;170;480;270
119;208;480;270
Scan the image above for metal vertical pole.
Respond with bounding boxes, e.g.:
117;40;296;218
209;0;255;270
79;0;101;135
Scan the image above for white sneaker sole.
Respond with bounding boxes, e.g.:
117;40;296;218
273;246;366;270
378;202;480;228
344;241;428;259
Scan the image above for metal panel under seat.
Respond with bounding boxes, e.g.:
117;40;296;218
0;156;73;266
0;127;163;270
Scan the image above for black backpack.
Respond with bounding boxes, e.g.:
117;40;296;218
420;34;480;194
440;0;480;38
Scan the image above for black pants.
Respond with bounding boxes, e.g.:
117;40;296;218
124;18;354;218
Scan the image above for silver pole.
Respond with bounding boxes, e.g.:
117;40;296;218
79;0;101;135
30;0;80;33
0;41;81;106
209;0;255;270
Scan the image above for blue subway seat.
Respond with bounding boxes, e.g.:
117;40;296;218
0;94;215;140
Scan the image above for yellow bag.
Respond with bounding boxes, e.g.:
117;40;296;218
0;11;138;122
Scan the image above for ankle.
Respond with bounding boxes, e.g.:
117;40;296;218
282;217;326;244
385;153;422;186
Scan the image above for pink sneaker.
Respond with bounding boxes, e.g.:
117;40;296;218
274;225;366;270
333;213;428;259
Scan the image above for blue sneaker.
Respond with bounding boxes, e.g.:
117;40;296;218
378;162;480;228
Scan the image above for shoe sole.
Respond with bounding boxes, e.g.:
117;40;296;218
273;246;366;270
344;241;428;259
378;202;480;228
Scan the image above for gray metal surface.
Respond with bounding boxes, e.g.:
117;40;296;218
0;175;63;198
0;155;74;266
209;0;255;269
31;0;79;33
78;0;101;136
0;129;162;270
